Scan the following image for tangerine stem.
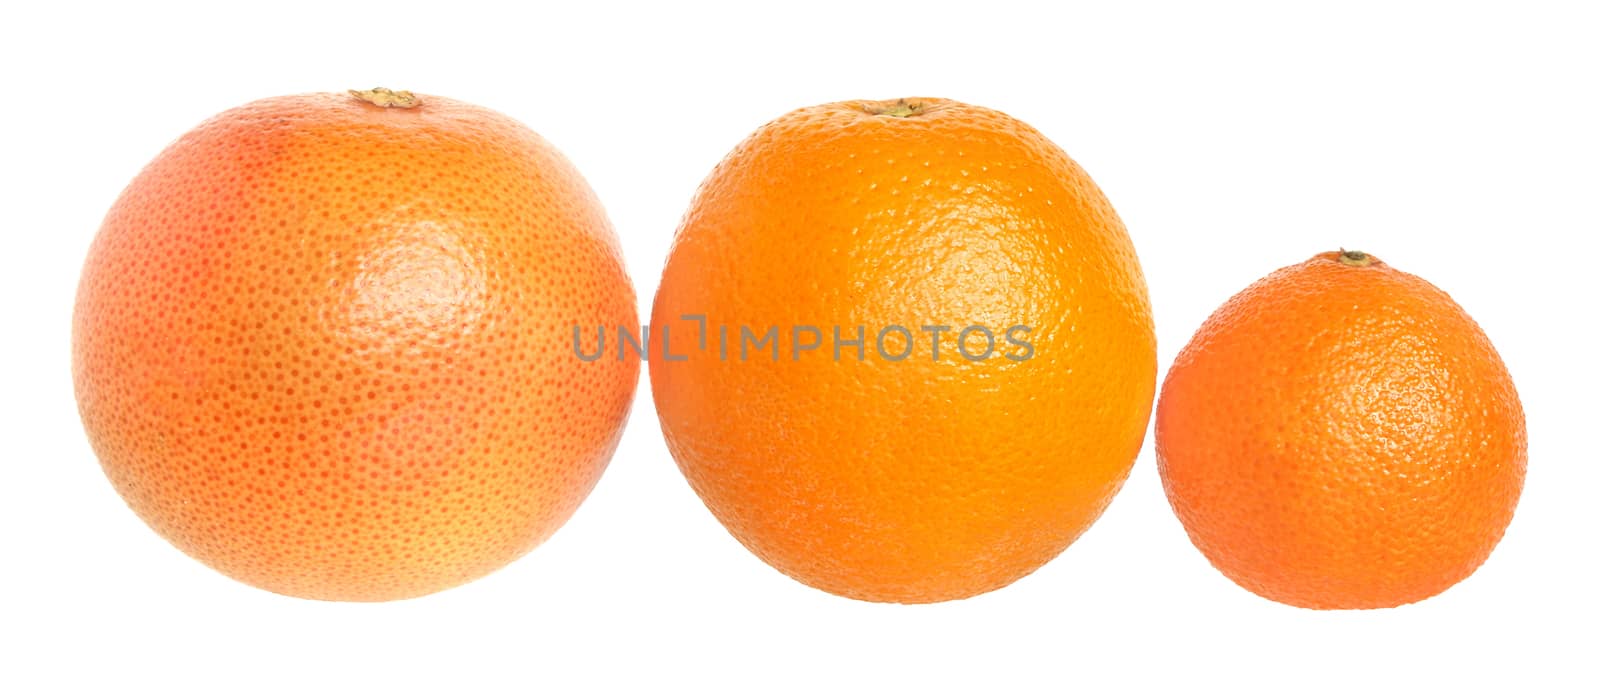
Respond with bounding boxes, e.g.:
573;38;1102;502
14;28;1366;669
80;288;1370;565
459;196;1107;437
1337;249;1375;267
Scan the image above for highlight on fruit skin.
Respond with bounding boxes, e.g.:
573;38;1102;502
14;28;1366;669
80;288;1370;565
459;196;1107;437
72;88;640;601
1155;250;1526;610
650;97;1157;603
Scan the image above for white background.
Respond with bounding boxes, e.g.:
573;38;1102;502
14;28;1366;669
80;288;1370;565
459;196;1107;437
3;1;1596;673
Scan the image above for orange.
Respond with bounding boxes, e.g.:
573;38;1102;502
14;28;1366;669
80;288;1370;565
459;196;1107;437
650;98;1156;603
72;88;639;601
1156;250;1526;609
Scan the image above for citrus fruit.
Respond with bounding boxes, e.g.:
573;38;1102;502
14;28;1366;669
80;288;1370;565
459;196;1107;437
650;97;1156;603
1156;250;1526;609
72;88;639;601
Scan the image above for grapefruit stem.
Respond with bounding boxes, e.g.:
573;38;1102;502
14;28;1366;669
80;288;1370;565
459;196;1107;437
349;87;420;109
